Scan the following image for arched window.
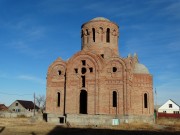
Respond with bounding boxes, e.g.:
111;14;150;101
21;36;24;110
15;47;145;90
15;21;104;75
58;70;61;75
99;27;103;42
86;29;89;43
144;93;148;108
57;92;60;107
81;30;83;38
92;28;95;42
113;91;117;107
106;28;110;43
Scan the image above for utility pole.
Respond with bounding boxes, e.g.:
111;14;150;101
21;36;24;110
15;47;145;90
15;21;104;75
34;92;35;117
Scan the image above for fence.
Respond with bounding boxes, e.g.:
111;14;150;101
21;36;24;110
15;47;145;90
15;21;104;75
158;113;180;118
0;112;40;118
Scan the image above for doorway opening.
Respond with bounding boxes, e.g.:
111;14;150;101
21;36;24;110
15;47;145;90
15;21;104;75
80;90;87;114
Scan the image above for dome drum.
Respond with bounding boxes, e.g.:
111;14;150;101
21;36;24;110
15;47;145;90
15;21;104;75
81;17;119;56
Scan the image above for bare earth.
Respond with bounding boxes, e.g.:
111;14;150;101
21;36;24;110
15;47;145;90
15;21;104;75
0;117;179;135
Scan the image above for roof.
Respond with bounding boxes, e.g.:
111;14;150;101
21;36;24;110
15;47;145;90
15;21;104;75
0;104;8;111
91;17;110;21
168;99;180;107
158;99;180;110
17;100;39;109
134;63;150;74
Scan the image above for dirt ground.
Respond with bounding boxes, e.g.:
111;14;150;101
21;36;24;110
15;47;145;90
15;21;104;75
0;117;179;135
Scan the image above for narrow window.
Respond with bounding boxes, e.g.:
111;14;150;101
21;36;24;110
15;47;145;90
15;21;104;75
16;103;18;106
58;70;61;75
82;76;85;87
81;30;83;38
113;91;117;107
100;27;103;42
106;28;110;43
92;28;95;42
89;67;93;73
144;93;148;108
86;29;89;43
81;30;84;44
74;68;78;73
57;92;60;107
113;67;117;72
82;60;86;66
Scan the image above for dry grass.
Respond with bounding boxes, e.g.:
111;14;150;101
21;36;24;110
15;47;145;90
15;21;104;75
156;117;180;131
0;117;56;135
0;117;179;135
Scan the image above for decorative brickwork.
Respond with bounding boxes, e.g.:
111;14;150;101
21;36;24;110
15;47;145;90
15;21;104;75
46;17;154;124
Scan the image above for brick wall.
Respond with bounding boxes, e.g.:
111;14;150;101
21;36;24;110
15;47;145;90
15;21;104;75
45;17;154;123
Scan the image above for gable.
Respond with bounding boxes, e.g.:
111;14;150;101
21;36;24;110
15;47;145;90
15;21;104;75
159;99;180;110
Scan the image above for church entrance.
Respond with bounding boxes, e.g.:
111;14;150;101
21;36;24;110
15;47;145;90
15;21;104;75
80;90;87;114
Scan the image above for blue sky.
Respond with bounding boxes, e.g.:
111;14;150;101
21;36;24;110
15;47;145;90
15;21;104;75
0;0;180;106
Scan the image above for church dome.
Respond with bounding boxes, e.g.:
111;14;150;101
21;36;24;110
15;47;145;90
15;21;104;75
91;17;110;21
134;63;150;74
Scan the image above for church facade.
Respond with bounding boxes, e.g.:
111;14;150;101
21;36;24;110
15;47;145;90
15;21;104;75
45;17;154;125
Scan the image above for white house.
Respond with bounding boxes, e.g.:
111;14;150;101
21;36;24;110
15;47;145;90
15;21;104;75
158;99;180;114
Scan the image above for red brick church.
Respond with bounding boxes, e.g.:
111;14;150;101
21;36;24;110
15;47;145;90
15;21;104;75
45;17;154;125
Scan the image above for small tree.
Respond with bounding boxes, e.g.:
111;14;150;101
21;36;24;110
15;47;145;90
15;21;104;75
35;95;46;113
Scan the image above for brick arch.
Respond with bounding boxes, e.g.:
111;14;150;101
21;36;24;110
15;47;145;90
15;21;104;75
109;89;119;114
66;51;104;72
142;92;150;114
47;58;66;76
103;57;127;72
103;58;128;115
81;28;90;36
66;51;104;114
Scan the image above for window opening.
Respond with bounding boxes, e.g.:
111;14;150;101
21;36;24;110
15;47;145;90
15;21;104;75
16;103;18;106
81;67;86;74
113;91;117;107
86;29;89;43
174;111;179;114
81;30;83;38
100;27;103;42
113;67;117;72
58;70;61;75
59;117;64;124
82;60;86;66
74;68;78;73
92;28;95;42
89;67;93;73
144;93;148;108
101;54;104;58
82;76;85;87
57;92;60;107
106;28;110;43
169;104;172;108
